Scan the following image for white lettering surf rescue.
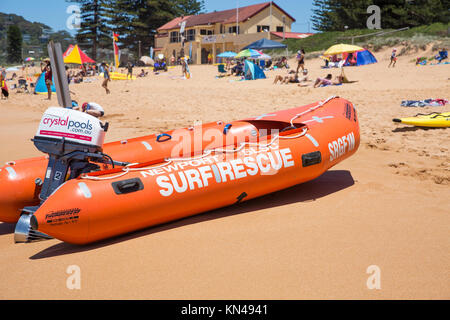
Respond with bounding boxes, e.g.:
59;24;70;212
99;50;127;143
142;148;295;197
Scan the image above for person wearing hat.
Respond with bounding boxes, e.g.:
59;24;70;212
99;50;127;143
99;62;111;94
389;48;397;68
73;102;105;118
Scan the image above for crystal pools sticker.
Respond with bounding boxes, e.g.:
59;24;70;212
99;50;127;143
140;145;296;197
328;132;356;162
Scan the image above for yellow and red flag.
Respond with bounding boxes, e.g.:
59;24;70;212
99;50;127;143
112;32;120;68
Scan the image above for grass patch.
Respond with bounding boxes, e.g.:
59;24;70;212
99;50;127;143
284;23;450;56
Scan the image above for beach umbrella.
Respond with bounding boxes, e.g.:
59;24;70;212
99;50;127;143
25;57;35;62
323;43;364;56
257;53;272;60
63;44;95;64
236;49;263;58
140;56;154;65
217;51;237;58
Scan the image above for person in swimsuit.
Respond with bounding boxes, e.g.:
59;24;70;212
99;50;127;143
296;49;305;73
313;74;343;88
127;62;133;79
100;62;111;94
388;48;397;68
41;61;52;100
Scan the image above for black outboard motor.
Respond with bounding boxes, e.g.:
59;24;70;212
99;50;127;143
15;107;122;243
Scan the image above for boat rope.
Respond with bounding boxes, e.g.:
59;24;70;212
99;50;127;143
81;96;338;181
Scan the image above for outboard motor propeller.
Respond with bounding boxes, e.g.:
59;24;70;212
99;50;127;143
15;107;116;243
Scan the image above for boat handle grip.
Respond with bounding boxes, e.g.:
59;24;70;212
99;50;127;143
156;133;172;142
112;178;144;195
223;124;232;134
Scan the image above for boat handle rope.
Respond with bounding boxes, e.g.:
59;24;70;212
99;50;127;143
81;96;338;181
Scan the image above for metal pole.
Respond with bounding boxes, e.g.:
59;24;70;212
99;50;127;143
138;40;141;59
236;0;239;34
270;1;272;32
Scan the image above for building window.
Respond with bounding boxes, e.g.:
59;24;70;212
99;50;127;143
228;26;240;34
276;26;284;32
170;31;179;43
187;29;196;41
257;25;270;32
200;29;214;36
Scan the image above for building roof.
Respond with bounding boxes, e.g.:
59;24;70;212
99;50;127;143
270;32;314;39
157;2;296;31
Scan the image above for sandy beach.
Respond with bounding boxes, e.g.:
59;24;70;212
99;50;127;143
0;46;448;299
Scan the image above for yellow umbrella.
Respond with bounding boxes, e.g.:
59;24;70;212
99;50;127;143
323;43;364;56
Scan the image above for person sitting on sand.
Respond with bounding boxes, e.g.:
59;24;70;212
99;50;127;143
73;102;105;118
313;74;343;88
231;61;244;76
138;69;148;77
435;48;448;63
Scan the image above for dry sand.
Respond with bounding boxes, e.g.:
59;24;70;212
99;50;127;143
0;47;448;299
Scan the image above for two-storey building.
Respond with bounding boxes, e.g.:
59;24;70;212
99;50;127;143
154;1;312;64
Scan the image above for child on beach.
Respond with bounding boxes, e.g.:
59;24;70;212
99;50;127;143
388;48;397;68
127;62;133;79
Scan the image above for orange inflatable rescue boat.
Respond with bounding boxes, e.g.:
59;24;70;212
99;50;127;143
7;96;360;244
0;118;253;224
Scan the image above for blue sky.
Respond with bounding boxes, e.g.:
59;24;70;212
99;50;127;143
1;0;314;34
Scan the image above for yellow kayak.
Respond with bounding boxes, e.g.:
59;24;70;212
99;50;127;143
393;112;450;127
99;72;136;80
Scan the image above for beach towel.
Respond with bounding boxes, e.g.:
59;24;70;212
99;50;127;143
401;99;448;107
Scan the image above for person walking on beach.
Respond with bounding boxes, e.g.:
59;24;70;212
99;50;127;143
127;62;133;79
0;72;8;100
296;49;305;73
388;48;397;68
99;62;111;94
41;61;53;100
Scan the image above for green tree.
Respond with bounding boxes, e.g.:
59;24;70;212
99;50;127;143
6;25;22;63
311;0;449;31
105;0;204;58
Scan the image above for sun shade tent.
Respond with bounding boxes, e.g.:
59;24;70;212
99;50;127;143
343;49;377;66
35;72;56;94
323;43;365;56
63;45;95;64
244;60;266;80
242;38;287;50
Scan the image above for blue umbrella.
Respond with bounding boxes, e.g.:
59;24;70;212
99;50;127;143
217;51;237;58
